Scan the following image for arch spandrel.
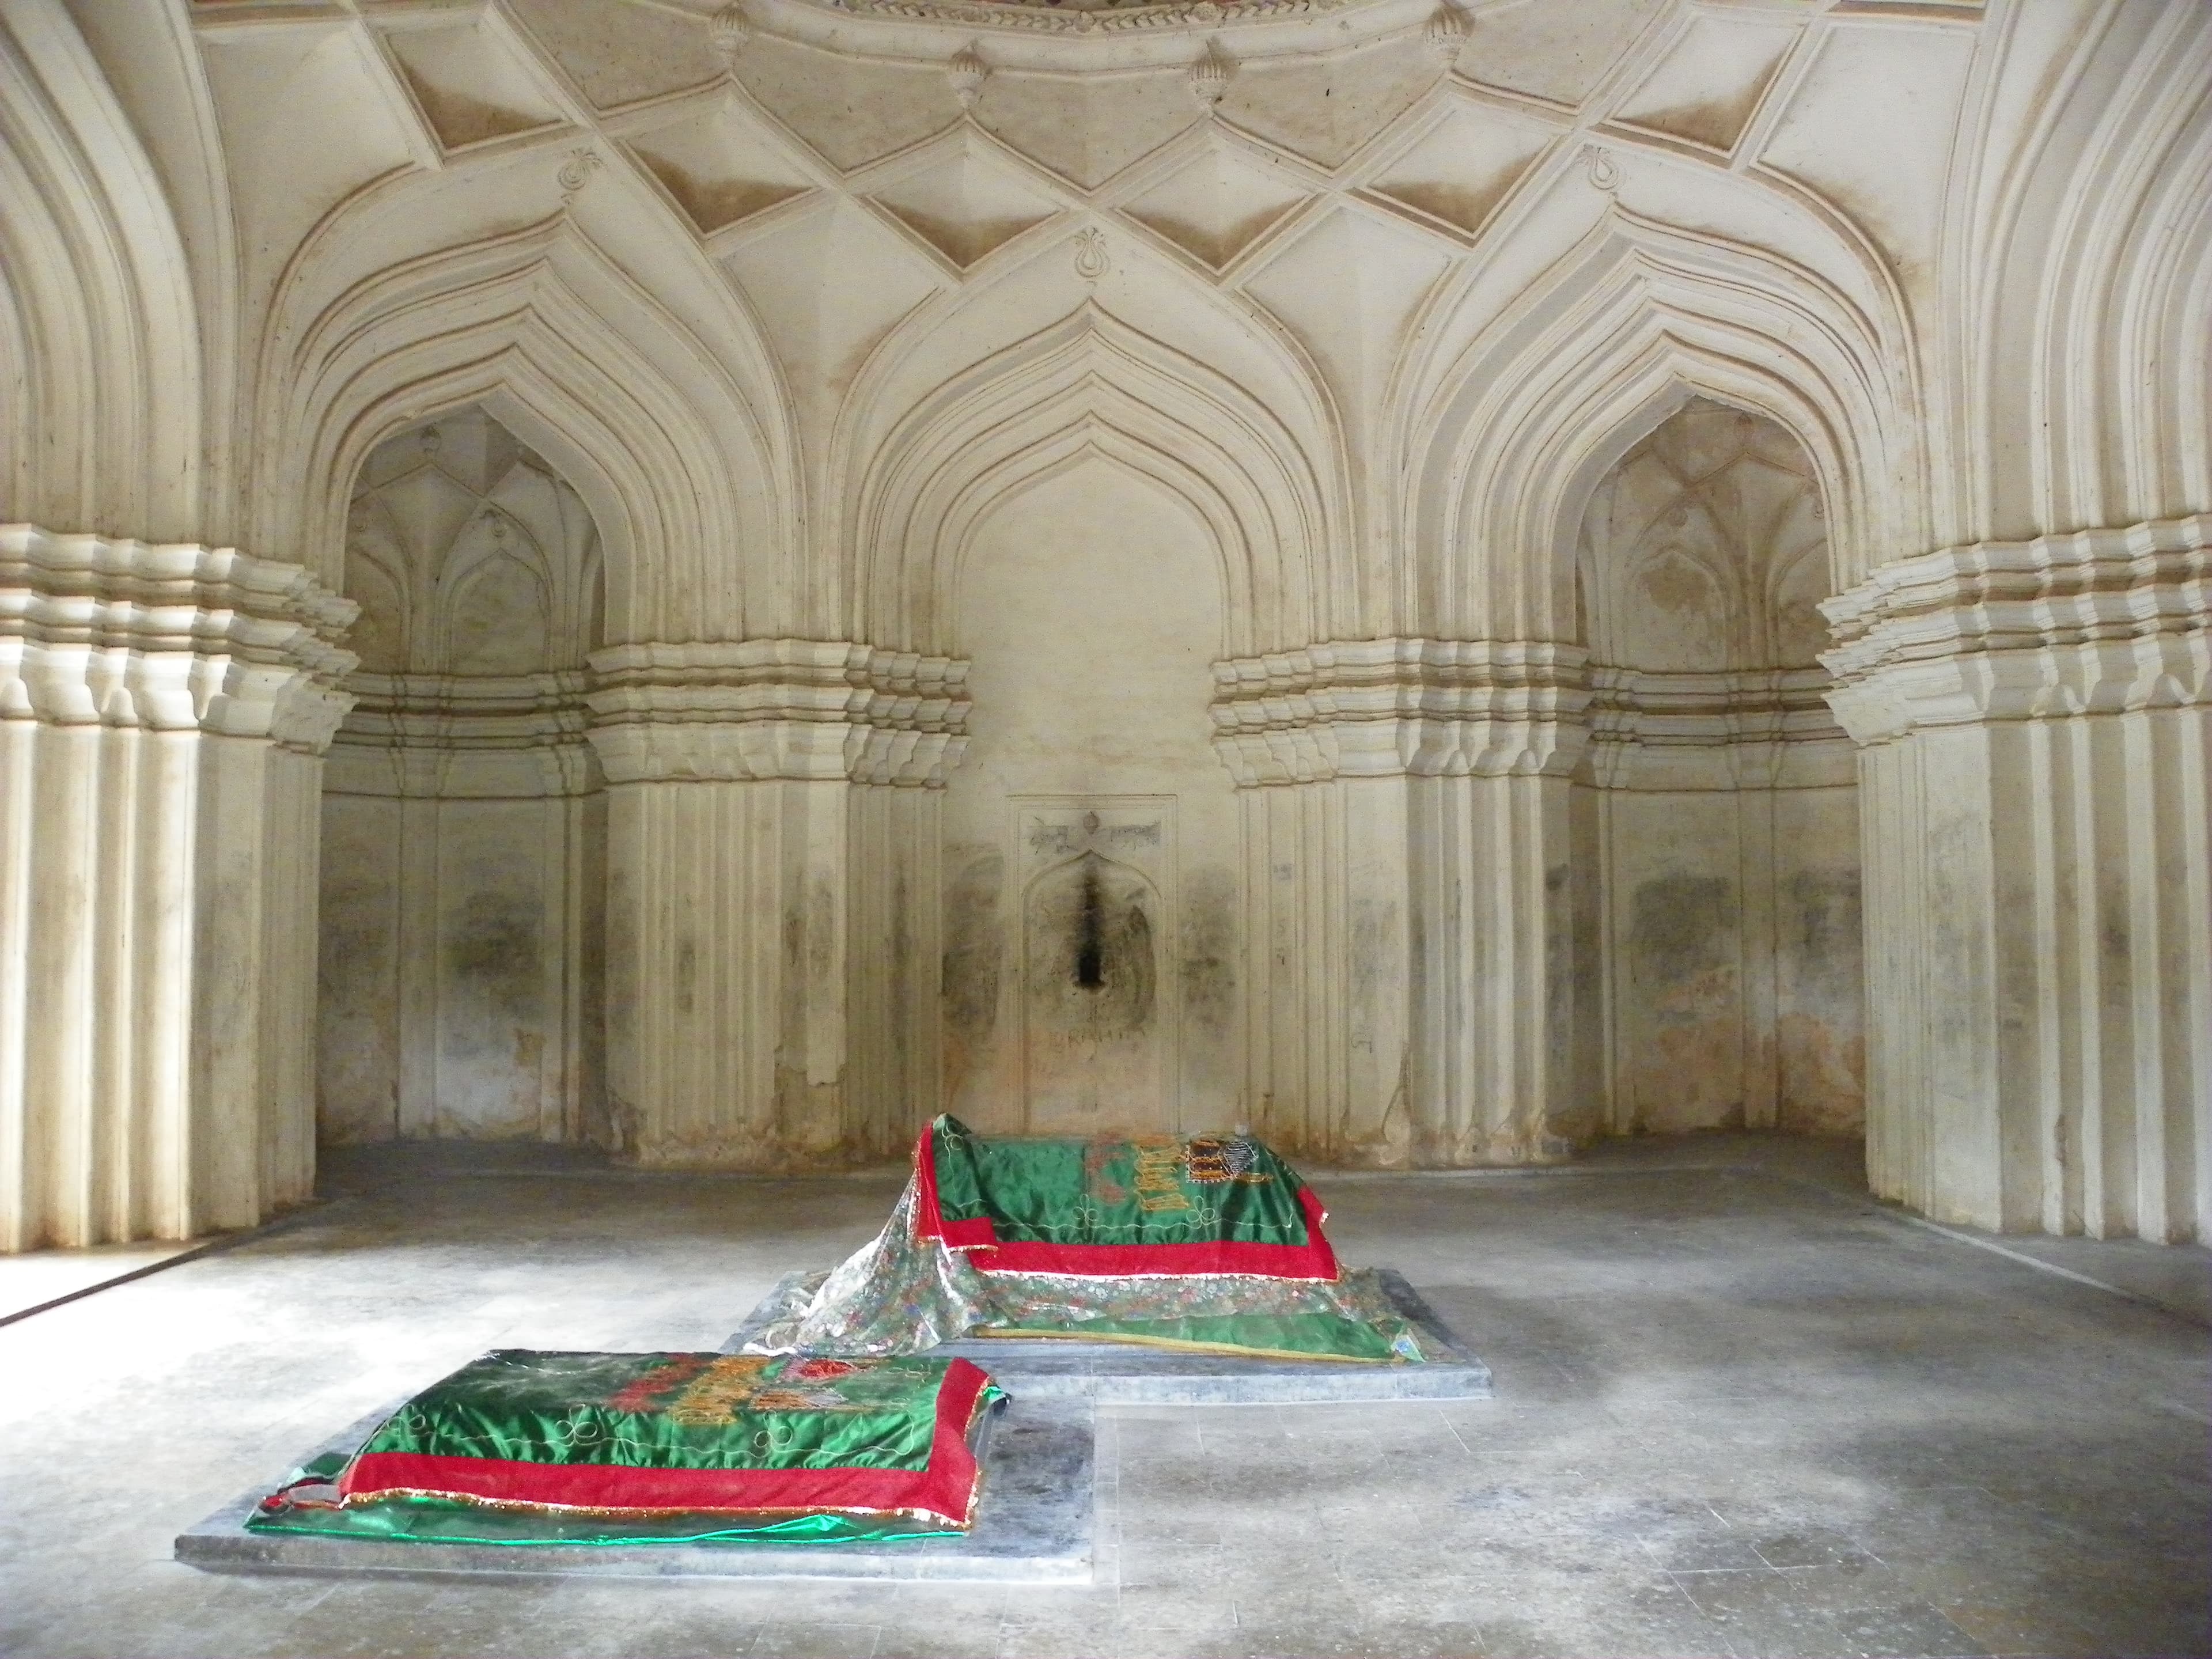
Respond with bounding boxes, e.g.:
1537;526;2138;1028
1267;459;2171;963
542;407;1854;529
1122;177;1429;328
255;219;789;646
1406;210;1916;643
937;435;1236;661
849;303;1338;658
0;0;207;542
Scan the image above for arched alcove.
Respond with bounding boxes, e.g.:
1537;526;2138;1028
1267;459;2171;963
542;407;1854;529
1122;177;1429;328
938;453;1238;1138
1569;397;1864;1137
318;407;607;1147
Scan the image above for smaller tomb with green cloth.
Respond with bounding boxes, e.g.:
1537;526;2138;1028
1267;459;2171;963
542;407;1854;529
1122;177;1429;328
248;1350;1005;1547
744;1116;1438;1365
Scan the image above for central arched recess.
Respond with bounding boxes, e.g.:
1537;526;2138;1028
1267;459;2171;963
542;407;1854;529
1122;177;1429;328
939;454;1239;1139
317;408;608;1149
1569;397;1865;1137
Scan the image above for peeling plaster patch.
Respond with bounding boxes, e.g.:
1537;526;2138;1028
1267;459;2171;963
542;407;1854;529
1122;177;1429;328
1786;867;1861;1001
317;803;402;1145
942;846;1005;1103
1780;863;1864;1133
1778;1012;1863;1135
446;890;541;1017
440;885;546;1138
1628;874;1745;1131
1181;865;1237;1041
1630;874;1735;997
808;876;839;988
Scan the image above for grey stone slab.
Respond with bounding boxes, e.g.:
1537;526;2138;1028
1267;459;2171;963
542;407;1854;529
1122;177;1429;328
722;1266;1493;1403
173;1395;1093;1584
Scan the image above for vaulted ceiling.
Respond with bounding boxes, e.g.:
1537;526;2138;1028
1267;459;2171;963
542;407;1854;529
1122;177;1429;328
7;0;2202;649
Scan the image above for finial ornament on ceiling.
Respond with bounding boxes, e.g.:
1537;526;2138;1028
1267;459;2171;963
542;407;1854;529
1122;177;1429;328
556;148;603;204
1422;5;1465;68
1582;143;1620;193
1073;225;1111;285
710;3;752;65
948;43;988;111
1188;38;1235;111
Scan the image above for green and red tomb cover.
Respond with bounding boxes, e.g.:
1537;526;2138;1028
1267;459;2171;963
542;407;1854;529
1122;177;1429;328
249;1351;1003;1546
249;1119;1427;1550
744;1116;1436;1364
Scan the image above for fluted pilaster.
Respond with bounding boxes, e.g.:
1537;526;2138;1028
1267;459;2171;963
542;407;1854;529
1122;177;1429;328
584;641;968;1168
0;525;357;1248
1821;515;2211;1240
1211;639;1592;1165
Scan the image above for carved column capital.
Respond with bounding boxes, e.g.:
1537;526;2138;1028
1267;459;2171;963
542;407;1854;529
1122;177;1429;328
1209;637;1593;786
0;524;359;753
324;670;601;798
583;639;971;787
1819;513;2212;747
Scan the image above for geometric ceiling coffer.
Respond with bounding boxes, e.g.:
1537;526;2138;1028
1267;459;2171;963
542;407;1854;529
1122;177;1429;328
1611;14;1800;154
377;18;569;154
624;94;816;236
864;135;1063;270
1362;102;1555;242
1118;132;1314;271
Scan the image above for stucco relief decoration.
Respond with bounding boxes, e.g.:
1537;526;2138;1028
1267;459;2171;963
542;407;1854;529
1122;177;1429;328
1422;5;1466;67
1186;39;1235;109
1014;803;1177;1137
711;3;753;62
557;149;603;205
947;44;990;108
1071;227;1111;283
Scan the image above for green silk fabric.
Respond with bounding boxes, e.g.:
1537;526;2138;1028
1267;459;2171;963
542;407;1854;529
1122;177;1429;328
245;1456;961;1547
341;1350;954;1474
930;1118;1314;1249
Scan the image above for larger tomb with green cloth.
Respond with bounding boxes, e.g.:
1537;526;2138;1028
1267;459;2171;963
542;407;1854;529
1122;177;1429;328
734;1118;1492;1399
248;1351;1002;1544
918;1116;1339;1279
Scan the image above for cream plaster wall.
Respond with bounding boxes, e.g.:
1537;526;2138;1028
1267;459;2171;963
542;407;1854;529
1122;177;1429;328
1573;402;1865;1140
2;0;2206;1245
317;412;606;1146
941;459;1241;1139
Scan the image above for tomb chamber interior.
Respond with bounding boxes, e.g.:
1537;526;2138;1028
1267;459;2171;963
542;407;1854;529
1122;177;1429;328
0;0;2204;1247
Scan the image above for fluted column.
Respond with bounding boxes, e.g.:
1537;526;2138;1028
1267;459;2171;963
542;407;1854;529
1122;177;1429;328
0;526;357;1249
584;641;967;1169
1822;515;2211;1241
1211;639;1592;1165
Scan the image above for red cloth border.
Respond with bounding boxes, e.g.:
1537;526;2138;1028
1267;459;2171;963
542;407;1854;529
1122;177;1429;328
338;1357;992;1526
914;1123;1339;1281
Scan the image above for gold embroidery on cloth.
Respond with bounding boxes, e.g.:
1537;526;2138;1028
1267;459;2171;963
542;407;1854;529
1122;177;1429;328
751;1388;866;1412
1184;1135;1272;1185
1131;1142;1193;1213
666;1357;774;1426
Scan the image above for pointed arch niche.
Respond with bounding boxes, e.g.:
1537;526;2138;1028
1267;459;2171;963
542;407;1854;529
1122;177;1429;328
318;408;608;1147
938;454;1238;1140
1570;397;1865;1138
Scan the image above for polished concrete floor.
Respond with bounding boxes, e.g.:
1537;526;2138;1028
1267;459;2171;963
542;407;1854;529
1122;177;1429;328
0;1135;2205;1659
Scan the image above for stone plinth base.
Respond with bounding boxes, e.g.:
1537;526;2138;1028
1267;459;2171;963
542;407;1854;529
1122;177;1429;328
174;1397;1093;1584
